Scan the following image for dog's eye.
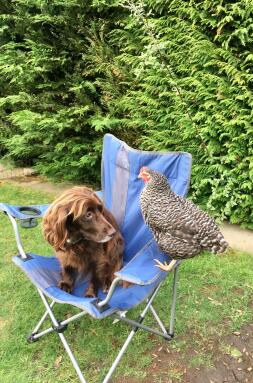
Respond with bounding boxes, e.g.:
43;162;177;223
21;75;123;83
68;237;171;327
85;211;93;219
97;204;103;212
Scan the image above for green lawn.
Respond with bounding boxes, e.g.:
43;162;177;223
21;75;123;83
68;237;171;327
0;182;252;383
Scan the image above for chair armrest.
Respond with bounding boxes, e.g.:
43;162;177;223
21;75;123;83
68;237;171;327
0;203;50;259
0;203;50;219
115;240;178;286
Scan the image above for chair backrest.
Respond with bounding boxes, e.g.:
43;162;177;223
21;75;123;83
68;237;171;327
101;134;192;262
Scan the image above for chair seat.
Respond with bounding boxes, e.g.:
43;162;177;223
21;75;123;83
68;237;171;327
13;253;168;319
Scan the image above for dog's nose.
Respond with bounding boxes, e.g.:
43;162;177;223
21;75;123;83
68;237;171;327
107;227;116;237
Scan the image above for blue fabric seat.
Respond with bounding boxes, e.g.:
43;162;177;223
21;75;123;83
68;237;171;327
13;246;167;319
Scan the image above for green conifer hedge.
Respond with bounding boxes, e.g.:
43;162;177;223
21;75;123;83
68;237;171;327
0;0;252;228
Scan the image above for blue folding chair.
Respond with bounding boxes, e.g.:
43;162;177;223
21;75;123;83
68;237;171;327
0;134;192;382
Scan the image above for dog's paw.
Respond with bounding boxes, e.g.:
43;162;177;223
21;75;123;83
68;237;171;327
102;282;110;293
122;281;132;288
58;280;73;293
85;288;97;298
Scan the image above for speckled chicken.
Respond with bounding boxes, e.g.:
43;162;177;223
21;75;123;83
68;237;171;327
139;167;228;271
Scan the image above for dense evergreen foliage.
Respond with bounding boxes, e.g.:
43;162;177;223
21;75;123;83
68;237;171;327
0;0;252;228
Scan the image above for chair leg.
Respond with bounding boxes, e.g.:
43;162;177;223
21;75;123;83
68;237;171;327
103;282;165;382
29;310;87;343
169;265;179;336
27;301;56;342
29;276;179;383
58;332;88;383
102;328;136;383
149;304;168;334
148;266;180;338
37;289;88;383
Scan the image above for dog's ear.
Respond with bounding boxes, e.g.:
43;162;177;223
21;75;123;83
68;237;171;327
43;206;69;251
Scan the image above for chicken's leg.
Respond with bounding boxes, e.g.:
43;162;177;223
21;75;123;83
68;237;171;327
154;258;177;272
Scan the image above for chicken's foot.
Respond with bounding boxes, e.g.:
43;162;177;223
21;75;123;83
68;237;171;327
154;258;177;272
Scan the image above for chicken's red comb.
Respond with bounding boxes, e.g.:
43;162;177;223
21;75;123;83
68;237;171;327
140;166;149;173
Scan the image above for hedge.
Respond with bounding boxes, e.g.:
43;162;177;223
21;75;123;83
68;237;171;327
0;0;252;228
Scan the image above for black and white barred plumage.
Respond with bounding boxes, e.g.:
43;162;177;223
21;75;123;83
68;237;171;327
140;168;228;259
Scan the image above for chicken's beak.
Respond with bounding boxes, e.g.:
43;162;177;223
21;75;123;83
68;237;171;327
138;166;145;179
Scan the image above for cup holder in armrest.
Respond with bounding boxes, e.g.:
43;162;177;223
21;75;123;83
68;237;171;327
18;206;41;216
18;207;41;228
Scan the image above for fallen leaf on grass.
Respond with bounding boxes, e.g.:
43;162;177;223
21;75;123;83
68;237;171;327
207;297;222;306
54;355;63;369
90;328;98;336
230;348;242;358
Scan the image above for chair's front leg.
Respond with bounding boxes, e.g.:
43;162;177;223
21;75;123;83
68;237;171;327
37;289;88;383
27;300;56;342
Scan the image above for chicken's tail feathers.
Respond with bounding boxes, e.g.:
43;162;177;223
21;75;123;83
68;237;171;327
201;231;228;254
212;234;229;254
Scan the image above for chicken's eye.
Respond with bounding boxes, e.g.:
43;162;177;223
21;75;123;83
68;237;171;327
85;211;93;219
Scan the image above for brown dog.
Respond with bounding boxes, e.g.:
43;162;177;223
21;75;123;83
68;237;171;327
43;187;124;297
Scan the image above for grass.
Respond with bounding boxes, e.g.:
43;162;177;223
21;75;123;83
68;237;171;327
0;182;253;383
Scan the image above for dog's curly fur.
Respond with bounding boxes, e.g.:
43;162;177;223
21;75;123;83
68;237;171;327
43;186;124;297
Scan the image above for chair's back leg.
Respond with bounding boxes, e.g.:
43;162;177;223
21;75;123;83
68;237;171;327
169;266;180;336
149;304;168;334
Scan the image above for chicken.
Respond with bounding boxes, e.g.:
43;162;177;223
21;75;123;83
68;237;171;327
138;167;228;271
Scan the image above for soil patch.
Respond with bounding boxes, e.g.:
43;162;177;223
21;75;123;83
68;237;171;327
115;323;253;383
